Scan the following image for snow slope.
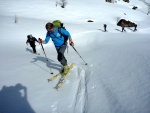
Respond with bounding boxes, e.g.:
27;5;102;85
0;0;150;113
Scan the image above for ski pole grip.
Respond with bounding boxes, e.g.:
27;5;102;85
38;38;42;43
70;42;74;46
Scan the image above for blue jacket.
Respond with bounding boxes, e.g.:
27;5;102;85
45;27;71;49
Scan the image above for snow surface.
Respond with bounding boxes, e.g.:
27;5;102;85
0;0;150;113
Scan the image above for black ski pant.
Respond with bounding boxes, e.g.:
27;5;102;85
56;45;67;66
31;45;36;53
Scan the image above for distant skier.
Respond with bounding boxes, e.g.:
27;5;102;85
121;24;126;32
134;24;137;32
104;24;107;32
26;34;38;54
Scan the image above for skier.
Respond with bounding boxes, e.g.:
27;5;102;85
104;24;107;32
26;34;38;54
121;24;126;32
38;22;74;74
134;24;137;32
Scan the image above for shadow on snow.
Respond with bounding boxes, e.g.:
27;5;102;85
0;83;35;113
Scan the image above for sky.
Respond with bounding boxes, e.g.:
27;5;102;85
0;0;150;113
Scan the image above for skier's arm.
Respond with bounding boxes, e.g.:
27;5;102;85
38;38;46;44
38;32;50;44
34;37;38;42
26;39;29;44
69;38;74;47
61;28;74;46
61;28;71;38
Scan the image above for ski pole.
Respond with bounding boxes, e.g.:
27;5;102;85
39;38;48;60
39;38;53;74
26;44;28;54
71;45;88;65
67;43;68;53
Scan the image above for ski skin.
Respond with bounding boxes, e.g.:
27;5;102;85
48;63;74;90
48;71;62;82
55;64;74;90
33;53;40;55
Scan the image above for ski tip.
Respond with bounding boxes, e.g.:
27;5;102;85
85;63;88;65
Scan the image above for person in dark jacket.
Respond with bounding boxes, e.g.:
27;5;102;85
121;24;126;32
26;34;38;54
104;24;107;32
134;24;137;32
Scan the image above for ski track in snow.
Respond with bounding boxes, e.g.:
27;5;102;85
47;62;92;113
48;62;92;113
68;64;92;113
72;68;86;113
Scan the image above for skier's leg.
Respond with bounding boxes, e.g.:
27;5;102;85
57;46;67;66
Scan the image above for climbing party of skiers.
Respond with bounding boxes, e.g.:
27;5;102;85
36;20;74;75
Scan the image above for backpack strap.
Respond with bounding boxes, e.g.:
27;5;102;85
50;28;68;46
58;28;68;45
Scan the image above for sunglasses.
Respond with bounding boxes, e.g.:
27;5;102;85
47;27;53;31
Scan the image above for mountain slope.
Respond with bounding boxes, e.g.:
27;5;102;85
0;0;150;113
